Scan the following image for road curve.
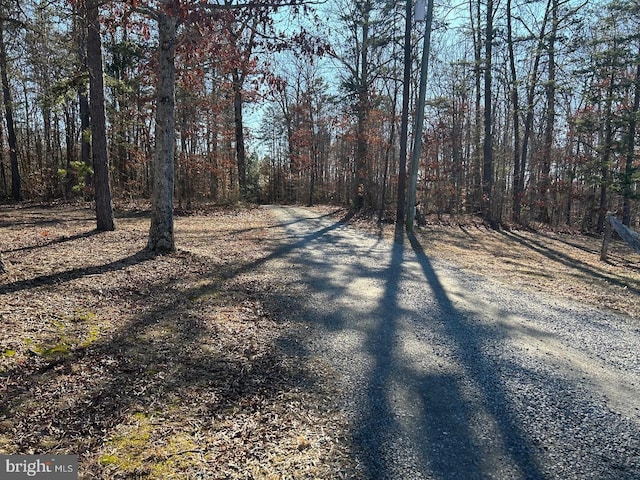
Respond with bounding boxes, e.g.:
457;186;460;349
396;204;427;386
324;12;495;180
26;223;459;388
263;205;640;480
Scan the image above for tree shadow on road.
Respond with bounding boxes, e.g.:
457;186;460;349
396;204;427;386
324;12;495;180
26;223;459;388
264;210;547;478
342;229;545;479
401;234;544;479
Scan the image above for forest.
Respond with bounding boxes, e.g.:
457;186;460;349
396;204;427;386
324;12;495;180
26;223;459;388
1;0;639;236
2;1;640;475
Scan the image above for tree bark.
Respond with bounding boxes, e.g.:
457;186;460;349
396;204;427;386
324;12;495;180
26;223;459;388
396;0;411;226
517;0;551;224
623;61;640;226
0;112;6;196
0;253;6;274
148;11;178;252
0;19;21;202
381;74;398;222
539;0;558;224
76;2;91;196
86;0;115;231
482;0;494;224
507;0;521;223
232;68;247;199
406;0;435;233
597;69;615;233
470;0;483;213
354;0;371;210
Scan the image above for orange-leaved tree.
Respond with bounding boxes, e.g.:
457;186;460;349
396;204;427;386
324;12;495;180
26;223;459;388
138;0;322;252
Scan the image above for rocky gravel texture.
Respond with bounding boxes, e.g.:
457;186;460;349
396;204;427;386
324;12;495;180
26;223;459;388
265;205;640;480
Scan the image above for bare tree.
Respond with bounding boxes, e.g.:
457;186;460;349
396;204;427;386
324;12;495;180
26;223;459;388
146;0;321;252
86;0;115;231
148;4;178;252
0;16;21;201
482;0;495;225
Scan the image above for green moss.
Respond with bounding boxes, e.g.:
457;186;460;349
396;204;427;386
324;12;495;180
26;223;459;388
1;349;16;357
99;412;154;473
98;454;118;466
100;411;205;478
51;320;65;329
150;434;201;478
80;326;100;348
74;310;97;323
33;342;71;358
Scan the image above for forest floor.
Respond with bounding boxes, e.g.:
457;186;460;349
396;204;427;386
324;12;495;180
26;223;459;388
0;202;639;479
0;203;356;479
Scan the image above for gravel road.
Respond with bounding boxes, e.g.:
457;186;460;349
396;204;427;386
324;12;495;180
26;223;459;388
263;205;640;480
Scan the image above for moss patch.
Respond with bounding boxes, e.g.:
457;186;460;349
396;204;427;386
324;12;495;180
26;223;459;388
99;411;206;479
99;412;154;474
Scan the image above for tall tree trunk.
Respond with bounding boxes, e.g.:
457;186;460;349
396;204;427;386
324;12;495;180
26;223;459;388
355;0;371;209
148;11;178;252
623;61;640;226
471;0;483;213
86;0;115;231
42;106;53;199
0;113;6;196
406;0;435;232
518;0;551;223
308;104;317;207
396;0;411;225
232;68;247;199
482;0;494;224
0;20;21;202
75;1;91;197
507;0;522;223
63;107;74;198
381;77;398;222
539;0;558;224
597;70;616;233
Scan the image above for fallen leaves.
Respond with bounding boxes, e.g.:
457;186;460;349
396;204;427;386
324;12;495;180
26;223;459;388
0;203;358;479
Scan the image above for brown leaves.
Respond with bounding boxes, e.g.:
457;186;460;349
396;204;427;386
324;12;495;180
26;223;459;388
0;204;357;478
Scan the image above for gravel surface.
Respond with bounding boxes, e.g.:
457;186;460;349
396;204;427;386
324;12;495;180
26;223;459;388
263;205;640;480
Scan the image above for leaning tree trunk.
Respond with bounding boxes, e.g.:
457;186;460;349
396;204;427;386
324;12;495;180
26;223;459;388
148;11;177;252
395;0;411;226
86;0;115;231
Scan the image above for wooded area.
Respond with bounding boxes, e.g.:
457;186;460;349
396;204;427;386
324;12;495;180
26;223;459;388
1;0;639;241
